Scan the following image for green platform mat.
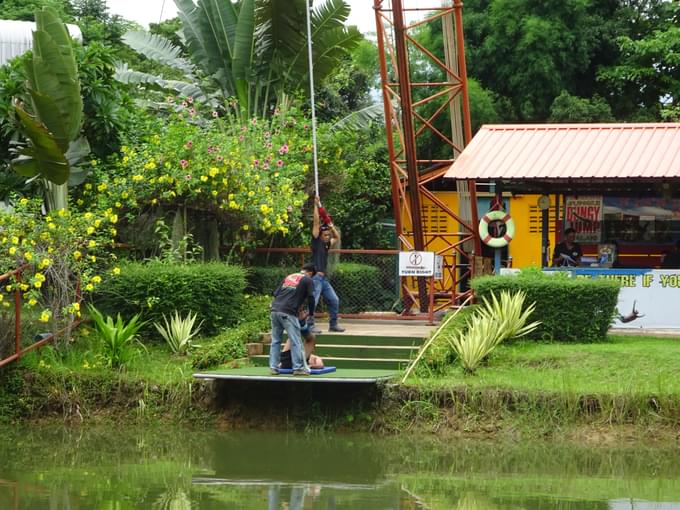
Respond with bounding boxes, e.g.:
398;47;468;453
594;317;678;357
193;366;399;384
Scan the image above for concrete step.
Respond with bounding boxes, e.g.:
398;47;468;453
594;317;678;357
250;354;409;371
263;343;418;360
260;332;424;347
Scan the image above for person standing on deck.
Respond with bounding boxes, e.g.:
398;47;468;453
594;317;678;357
308;196;345;333
269;263;317;376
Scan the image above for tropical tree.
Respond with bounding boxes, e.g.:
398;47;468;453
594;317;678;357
9;6;87;210
115;0;362;118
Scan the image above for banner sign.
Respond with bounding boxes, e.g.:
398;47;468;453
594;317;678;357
565;268;680;329
399;251;435;276
565;196;603;243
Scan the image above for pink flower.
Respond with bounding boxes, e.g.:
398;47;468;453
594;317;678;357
250;118;257;126
253;160;260;167
264;131;271;139
212;111;218;118
263;162;270;170
187;96;194;104
188;108;196;116
185;174;192;180
278;144;289;155
216;155;224;162
239;135;245;142
276;159;284;167
180;160;189;169
181;101;188;108
185;141;193;149
241;126;247;132
207;146;215;154
304;124;309;130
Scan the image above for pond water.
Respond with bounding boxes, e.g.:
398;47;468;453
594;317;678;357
1;427;679;509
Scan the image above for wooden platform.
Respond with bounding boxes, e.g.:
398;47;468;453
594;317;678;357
193;366;399;384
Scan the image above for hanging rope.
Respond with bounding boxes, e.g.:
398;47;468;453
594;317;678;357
305;0;320;198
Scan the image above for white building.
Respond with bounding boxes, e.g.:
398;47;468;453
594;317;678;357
0;19;82;66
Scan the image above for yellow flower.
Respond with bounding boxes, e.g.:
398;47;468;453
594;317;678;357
110;214;118;224
57;209;67;217
97;183;108;192
88;240;96;248
39;310;51;322
209;167;219;177
8;246;16;255
151;198;158;205
73;303;80;311
94;219;101;228
248;191;254;197
243;224;249;231
4;285;11;292
90;255;97;262
112;267;121;276
11;236;19;245
92;275;102;284
121;191;129;199
73;250;82;260
19;198;28;206
132;174;144;182
211;190;218;197
85;183;92;190
86;227;95;235
85;283;94;291
34;281;43;289
28;298;38;306
39;258;51;269
34;272;45;282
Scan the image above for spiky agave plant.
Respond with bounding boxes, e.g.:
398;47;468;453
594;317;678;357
88;305;146;369
154;311;203;355
477;290;541;341
447;290;541;374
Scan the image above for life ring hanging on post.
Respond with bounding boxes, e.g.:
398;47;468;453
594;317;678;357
479;210;515;248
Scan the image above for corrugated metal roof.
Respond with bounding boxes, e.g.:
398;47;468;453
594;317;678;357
0;19;82;66
444;123;680;181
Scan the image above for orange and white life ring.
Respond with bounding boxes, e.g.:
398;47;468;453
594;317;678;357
479;210;515;248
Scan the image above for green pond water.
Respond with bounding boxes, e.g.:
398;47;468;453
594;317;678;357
1;427;679;509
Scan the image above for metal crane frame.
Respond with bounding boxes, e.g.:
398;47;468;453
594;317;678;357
373;0;481;315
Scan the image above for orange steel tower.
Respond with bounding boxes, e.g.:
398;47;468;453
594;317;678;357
374;0;481;314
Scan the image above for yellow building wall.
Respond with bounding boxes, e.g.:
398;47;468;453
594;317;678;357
418;191;559;269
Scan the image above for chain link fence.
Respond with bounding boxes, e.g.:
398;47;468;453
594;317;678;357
248;248;403;314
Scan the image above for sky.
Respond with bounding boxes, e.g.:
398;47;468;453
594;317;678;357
105;0;381;33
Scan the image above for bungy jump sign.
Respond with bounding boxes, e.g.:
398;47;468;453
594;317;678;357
566;268;680;329
399;251;435;277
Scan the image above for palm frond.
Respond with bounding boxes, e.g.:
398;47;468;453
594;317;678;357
122;31;196;77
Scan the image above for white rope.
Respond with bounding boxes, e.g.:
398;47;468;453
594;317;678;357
305;0;320;198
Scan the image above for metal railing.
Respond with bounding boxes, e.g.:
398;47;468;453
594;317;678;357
0;265;79;368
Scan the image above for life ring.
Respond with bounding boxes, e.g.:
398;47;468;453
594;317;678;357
479;210;515;248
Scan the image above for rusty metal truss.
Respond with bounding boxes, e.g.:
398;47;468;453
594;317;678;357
374;0;481;315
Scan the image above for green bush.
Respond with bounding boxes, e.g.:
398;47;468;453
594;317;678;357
93;262;247;336
192;295;271;369
246;262;398;313
246;266;296;295
471;271;620;342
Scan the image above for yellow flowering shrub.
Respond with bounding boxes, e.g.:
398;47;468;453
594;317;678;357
0;198;120;341
79;103;312;251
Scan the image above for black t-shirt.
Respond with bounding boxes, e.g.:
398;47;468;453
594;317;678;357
311;236;330;273
271;272;315;316
553;242;582;266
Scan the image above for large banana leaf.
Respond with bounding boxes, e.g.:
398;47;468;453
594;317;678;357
122;31;197;77
29;9;82;143
232;0;256;108
11;106;69;185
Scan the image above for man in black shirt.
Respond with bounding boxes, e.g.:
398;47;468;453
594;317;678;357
270;263;316;375
552;227;583;267
309;197;345;333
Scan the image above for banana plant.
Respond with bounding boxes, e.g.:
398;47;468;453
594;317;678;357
116;0;362;118
10;7;88;210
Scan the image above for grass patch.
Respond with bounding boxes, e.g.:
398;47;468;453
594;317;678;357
408;335;680;396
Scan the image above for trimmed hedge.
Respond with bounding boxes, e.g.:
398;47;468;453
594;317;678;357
471;271;620;342
246;263;397;313
93;262;247;335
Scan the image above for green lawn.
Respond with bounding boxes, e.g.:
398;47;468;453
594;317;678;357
410;335;680;396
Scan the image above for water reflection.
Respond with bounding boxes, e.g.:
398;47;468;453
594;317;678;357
0;427;679;509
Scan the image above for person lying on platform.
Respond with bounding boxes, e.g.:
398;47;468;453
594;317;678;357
552;228;582;267
279;314;324;370
269;263;316;376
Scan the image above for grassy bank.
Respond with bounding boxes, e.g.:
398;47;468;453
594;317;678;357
2;333;679;441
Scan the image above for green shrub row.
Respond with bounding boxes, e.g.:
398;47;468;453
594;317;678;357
246;263;397;313
93;262;247;335
471;271;620;342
